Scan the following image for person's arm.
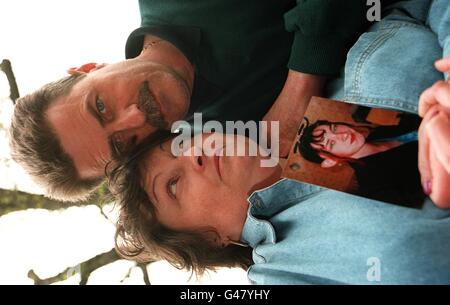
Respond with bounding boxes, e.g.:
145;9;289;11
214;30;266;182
263;70;325;157
284;0;398;76
418;58;450;209
265;0;400;156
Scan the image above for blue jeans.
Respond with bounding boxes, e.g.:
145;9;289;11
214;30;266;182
327;0;449;114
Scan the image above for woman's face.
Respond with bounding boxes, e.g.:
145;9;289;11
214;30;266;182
140;133;281;244
311;123;366;158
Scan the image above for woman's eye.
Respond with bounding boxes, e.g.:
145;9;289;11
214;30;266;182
168;178;179;198
114;140;125;155
96;99;106;114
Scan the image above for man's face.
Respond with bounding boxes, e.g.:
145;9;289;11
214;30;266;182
46;58;191;179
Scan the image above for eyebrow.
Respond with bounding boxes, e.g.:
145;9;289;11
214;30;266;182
86;97;121;160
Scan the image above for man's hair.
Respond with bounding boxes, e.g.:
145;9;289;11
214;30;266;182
9;73;103;202
107;130;252;275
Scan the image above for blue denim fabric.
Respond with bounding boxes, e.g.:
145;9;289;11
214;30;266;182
327;0;448;112
427;0;450;79
241;179;450;284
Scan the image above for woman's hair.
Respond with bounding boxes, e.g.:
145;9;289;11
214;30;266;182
298;118;372;165
107;130;252;275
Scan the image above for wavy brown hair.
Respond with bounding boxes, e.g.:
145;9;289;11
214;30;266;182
107;130;252;275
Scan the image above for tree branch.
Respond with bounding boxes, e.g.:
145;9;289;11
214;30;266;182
0;59;20;102
137;263;152;285
28;248;121;285
0;188;103;216
0;183;113;216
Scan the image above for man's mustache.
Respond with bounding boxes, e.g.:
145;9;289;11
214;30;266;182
138;81;168;129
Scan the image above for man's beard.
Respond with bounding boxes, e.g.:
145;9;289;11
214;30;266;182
138;81;168;129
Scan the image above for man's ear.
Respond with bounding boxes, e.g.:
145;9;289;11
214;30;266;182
321;158;338;168
67;62;106;75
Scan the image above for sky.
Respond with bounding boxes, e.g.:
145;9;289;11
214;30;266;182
0;0;248;285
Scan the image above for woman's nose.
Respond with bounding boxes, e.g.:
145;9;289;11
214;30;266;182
330;132;346;142
337;133;346;141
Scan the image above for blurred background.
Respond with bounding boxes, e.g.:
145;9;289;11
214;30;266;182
0;0;248;285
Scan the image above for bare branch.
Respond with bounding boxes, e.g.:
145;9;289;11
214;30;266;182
0;59;20;102
28;268;71;285
137;262;152;285
0;182;113;217
28;248;121;285
120;265;134;284
0;188;101;216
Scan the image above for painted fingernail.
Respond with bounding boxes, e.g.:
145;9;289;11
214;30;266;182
423;180;432;195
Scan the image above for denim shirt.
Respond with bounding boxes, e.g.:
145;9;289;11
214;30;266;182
240;179;450;284
326;0;448;111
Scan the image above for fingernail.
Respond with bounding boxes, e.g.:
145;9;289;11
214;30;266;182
423;180;432;195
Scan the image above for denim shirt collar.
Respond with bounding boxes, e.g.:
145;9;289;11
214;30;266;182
240;179;323;248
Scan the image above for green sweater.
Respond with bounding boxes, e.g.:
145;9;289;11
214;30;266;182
126;0;400;123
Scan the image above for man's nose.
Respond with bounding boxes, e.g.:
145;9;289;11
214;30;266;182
109;104;146;132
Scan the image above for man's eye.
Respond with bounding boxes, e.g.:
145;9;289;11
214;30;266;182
96;99;106;114
168;178;179;198
114;140;125;155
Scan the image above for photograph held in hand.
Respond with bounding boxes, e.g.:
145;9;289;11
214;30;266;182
282;97;425;208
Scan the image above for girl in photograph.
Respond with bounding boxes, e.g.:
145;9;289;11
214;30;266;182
296;116;424;206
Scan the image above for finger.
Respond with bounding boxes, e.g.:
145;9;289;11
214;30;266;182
433;82;450;112
429;145;450;209
418;81;450;117
427;112;450;173
418;84;438;117
435;57;450;73
418;113;434;195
